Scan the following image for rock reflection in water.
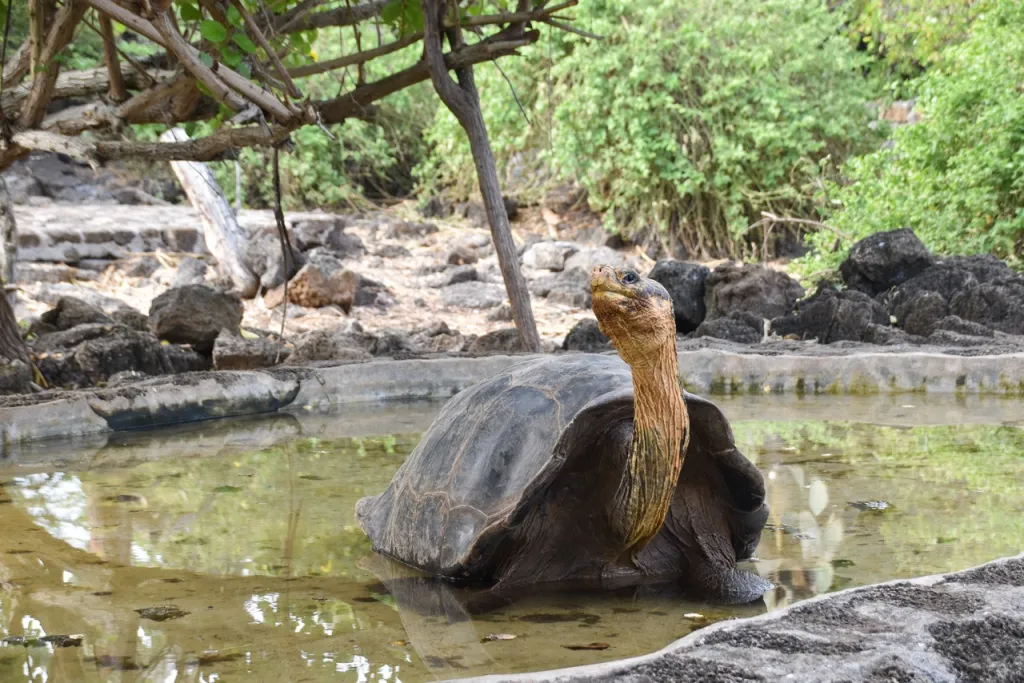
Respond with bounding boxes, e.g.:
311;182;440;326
0;409;1021;682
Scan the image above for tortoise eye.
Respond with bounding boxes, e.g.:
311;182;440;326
621;272;638;284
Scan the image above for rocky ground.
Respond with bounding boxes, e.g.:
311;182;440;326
3;151;1023;396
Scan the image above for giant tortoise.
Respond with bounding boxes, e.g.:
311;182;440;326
357;264;771;602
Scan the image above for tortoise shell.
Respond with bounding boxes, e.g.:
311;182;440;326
356;353;769;599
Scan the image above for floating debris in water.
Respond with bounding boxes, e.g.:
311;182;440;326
3;635;83;648
94;655;140;670
764;523;813;540
848;500;894;513
832;559;856;568
103;494;143;504
563;642;610;651
683;613;705;620
389;640;409;647
135;606;190;622
213;485;243;493
299;474;326;481
481;633;517;642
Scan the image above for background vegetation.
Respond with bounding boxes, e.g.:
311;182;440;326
4;0;1019;267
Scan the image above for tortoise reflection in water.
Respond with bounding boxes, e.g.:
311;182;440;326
357;265;771;603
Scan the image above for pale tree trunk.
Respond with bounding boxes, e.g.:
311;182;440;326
0;177;15;308
0;177;30;394
160;127;259;297
421;0;541;353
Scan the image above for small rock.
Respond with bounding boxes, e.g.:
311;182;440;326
427;265;478;288
40;297;112;331
420;195;454;219
441;281;505;309
170;256;208;288
288;326;373;363
704;262;805;322
647;260;710;333
244;228;293;290
287;264;356;311
521;241;579;272
840;228;936;296
564;246;631;272
110;308;149;332
447;232;492;265
374;244;411;259
897;291;949;337
530;267;590;297
548;284;592;309
949;277;1024;335
468;328;522;354
693;311;764;344
292;217;365;258
487;304;514;322
149;285;243;354
933;315;994;338
212;331;286;370
563;319;611;352
771;283;889;343
122;255;160;278
383;221;438;239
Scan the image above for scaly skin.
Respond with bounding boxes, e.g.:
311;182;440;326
590;265;690;559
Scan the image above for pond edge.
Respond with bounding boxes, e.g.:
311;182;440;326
2;348;1023;452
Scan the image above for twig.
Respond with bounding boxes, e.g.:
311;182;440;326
747;212;851;240
99;15;127;102
272;145;293;363
229;0;303;100
289;32;419;78
1;43;30;90
19;0;90;127
539;16;603;40
491;57;530;125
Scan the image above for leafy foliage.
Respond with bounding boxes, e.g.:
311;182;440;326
420;0;881;257
801;1;1024;274
843;0;989;82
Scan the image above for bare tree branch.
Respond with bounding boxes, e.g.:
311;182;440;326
90;0;300;124
2;43;31;90
145;1;250;112
19;0;90;127
289;32;420;79
277;0;389;33
99;15;128;102
2;65;175;116
229;0;303;99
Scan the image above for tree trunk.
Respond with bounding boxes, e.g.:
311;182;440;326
159;127;259;297
421;0;541;353
0;177;30;393
1;176;17;309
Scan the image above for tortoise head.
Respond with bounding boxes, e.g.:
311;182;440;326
591;265;675;364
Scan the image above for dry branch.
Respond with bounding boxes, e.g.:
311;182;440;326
89;0;299;123
99;16;128;102
19;0;90;127
229;0;303;99
2;65;176;116
2;42;31;89
276;0;389;33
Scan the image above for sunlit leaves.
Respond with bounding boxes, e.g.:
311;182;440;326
199;19;228;44
233;34;259;54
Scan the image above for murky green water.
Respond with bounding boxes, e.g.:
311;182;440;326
1;395;1022;682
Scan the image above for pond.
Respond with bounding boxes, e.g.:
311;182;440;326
1;394;1022;682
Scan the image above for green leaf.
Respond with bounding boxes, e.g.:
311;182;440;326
179;2;203;22
233;33;259;54
380;0;403;25
220;45;243;68
198;52;214;68
238;62;253;79
199;19;228;43
226;5;244;27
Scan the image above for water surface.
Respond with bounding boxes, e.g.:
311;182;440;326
1;395;1022;682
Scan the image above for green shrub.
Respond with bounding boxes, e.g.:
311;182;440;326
419;0;881;257
802;1;1024;274
843;0;988;82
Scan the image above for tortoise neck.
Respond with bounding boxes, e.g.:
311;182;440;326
614;337;689;555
